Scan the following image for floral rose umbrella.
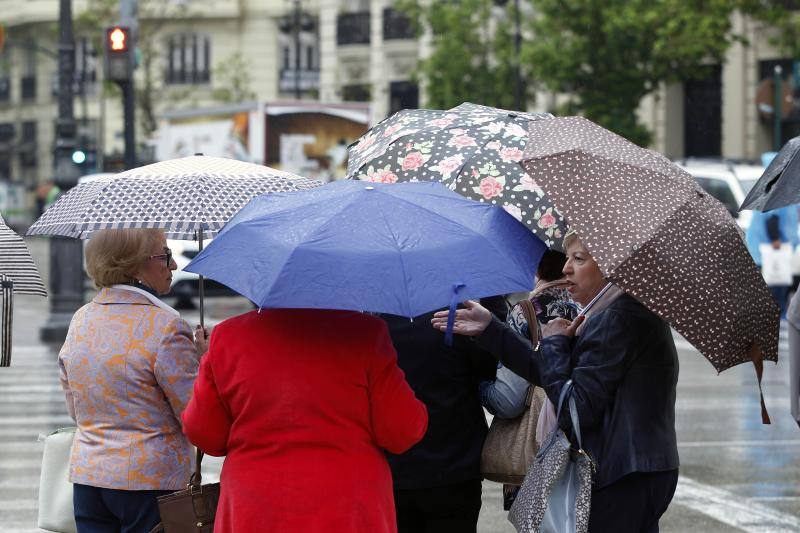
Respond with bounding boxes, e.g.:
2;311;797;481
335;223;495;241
346;103;568;249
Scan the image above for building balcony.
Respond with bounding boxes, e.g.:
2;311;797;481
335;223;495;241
21;76;36;101
279;68;320;93
337;12;370;45
383;8;414;40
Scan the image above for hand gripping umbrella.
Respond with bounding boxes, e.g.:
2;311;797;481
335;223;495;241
27;155;321;326
346;102;570;249
522;116;778;423
0;213;47;366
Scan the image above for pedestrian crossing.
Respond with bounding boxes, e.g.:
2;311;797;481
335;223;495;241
0;325;797;532
0;345;223;532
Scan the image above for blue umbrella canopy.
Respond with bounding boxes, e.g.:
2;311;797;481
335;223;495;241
186;180;545;322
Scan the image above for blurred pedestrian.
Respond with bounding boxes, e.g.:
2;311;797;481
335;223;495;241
182;308;428;533
480;250;578;510
432;231;680;532
746;206;799;319
58;228;207;532
382;296;507;533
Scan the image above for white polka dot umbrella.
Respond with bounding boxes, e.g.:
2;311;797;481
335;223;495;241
346;102;569;249
522;116;778;421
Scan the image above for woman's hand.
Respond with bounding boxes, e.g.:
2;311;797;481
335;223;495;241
430;300;492;337
194;325;209;355
541;316;584;338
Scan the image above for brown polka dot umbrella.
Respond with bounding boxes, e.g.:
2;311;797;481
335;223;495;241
522;116;778;422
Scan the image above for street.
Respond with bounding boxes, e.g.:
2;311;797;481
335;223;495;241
1;239;799;532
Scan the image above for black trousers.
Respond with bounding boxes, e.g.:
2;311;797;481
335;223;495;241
395;479;482;533
73;483;173;533
588;469;679;533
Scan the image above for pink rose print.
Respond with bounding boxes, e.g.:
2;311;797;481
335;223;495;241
356;134;376;153
430;117;455;128
503;204;522;221
504;123;527;138
432;154;465;178
382;124;403;138
515;174;538;192
538;212;557;229
471;168;479;178
485;140;501;150
369;168;398;183
479;177;503;199
401;151;425;171
484;121;504;135
499;147;524;162
448;134;477;148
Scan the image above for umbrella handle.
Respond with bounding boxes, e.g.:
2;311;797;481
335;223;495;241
444;282;465;346
197;229;205;331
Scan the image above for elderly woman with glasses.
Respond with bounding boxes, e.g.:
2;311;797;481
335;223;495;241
58;228;208;533
432;231;679;532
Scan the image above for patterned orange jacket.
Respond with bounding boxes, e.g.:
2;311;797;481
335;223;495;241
58;286;200;490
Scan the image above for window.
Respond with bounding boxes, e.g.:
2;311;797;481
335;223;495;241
342;84;371;102
21;42;37;101
19;121;37;169
166;34;211;84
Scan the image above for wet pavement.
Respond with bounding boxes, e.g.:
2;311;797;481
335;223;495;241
1;238;798;531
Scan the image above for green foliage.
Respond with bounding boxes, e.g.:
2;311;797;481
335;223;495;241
523;0;748;146
744;1;800;59
211;53;256;103
396;0;527;110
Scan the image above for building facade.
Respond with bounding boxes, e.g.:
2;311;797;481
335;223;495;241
0;1;793;223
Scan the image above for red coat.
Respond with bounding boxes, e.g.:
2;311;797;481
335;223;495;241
182;309;428;533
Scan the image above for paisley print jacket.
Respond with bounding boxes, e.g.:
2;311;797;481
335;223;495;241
58;287;199;490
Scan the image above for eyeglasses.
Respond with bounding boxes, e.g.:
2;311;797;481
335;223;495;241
149;248;173;268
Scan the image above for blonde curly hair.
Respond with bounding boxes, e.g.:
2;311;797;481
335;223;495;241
85;228;164;288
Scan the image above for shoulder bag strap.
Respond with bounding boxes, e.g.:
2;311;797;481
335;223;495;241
517;298;539;407
189;448;204;489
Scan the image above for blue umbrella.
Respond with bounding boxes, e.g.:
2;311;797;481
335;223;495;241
185;180;546;341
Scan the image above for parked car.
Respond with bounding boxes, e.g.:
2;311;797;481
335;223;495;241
76;173;230;308
675;159;759;231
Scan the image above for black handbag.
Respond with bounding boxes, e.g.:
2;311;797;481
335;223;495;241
150;449;220;532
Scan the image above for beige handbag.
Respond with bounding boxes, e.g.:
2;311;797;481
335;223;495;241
38;427;78;533
481;299;547;484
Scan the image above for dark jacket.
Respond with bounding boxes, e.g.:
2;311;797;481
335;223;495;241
475;293;679;488
383;301;503;490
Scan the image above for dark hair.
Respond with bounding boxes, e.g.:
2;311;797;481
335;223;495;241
537;249;568;282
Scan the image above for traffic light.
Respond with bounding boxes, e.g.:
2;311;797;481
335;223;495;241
104;26;132;82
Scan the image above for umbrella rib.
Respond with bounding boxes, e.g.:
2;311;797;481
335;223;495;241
373;200;413;318
378;191;532;301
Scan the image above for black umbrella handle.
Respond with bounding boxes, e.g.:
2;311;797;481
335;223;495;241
197;229;205;330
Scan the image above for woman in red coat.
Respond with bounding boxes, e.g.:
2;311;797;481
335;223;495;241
182;308;428;532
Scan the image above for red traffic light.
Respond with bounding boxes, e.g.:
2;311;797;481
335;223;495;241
107;26;129;52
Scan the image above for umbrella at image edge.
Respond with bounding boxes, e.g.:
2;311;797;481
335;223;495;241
184;180;546;340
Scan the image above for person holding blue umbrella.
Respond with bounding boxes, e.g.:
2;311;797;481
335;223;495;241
181;180;547;532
